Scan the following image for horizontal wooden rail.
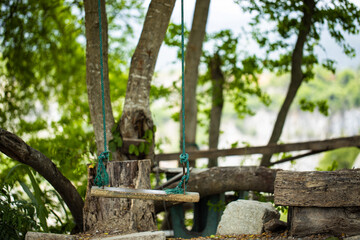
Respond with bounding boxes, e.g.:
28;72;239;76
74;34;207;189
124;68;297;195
155;135;360;161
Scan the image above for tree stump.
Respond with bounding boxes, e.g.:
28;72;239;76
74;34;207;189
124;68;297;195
83;159;156;234
274;169;360;237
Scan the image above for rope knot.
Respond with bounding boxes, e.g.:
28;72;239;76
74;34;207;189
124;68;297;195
179;153;189;164
98;151;109;161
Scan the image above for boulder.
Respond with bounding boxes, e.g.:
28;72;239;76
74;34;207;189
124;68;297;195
216;200;280;235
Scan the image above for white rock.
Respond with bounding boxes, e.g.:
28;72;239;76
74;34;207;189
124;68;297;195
216;200;279;235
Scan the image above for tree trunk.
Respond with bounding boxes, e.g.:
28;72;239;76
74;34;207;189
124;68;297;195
0;128;84;231
182;0;210;166
83;0;175;233
208;53;225;168
260;0;316;166
83;160;156;233
85;0;115;156
119;0;175;160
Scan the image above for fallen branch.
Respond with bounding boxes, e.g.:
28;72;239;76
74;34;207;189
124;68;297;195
155;166;278;213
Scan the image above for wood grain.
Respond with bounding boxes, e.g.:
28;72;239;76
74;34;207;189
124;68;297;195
91;186;200;202
275;169;360;207
289;207;360;237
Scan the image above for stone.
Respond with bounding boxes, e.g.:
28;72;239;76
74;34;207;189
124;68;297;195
264;218;287;233
345;236;360;240
25;232;75;240
91;231;166;240
216;200;280;235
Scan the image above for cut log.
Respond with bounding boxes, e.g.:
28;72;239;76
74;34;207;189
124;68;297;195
83;159;156;234
289;207;360;237
274;169;360;207
91;187;200;202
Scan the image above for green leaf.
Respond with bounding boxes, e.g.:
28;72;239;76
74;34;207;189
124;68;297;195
153;126;157;133
147;130;153;142
144;144;150;155
139;142;145;153
116;137;123;147
134;148;139;156
109;140;117;152
129;144;136;154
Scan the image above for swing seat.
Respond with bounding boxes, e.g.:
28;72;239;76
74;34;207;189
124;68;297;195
91;186;200;202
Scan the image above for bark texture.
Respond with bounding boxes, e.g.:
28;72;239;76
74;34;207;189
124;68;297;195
275;169;360;207
182;0;210;166
289;207;360;237
261;0;316;166
156;135;360;161
155;166;278;213
85;0;115;155
208;53;225;168
83;160;156;233
0;128;84;231
119;0;175;153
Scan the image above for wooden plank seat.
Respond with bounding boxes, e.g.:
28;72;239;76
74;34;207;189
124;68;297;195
91;186;200;202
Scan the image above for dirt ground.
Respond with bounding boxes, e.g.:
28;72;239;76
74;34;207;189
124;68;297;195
167;231;343;240
75;230;343;240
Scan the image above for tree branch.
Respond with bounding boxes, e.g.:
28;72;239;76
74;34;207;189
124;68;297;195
0;128;84;231
269;150;324;166
155;135;360;161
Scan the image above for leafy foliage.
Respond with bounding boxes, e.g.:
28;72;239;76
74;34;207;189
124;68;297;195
317;147;360;171
297;67;360;113
0;0;144;233
2;164;75;234
164;24;271;132
235;0;360;79
0;185;40;240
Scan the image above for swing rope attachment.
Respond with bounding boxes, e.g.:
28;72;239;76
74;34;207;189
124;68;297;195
165;0;190;195
94;0;109;188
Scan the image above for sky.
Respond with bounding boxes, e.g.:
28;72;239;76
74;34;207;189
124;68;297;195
140;0;360;72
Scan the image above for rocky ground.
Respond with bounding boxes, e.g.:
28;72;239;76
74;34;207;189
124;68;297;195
167;231;345;240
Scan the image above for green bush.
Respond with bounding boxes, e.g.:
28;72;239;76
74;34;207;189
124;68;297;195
0;185;40;240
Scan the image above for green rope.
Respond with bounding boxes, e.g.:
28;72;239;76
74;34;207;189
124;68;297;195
94;0;109;188
165;0;190;195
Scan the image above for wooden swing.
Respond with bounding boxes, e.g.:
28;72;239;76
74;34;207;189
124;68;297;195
90;0;199;203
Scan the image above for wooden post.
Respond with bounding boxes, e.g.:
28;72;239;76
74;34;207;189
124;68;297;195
83;159;156;234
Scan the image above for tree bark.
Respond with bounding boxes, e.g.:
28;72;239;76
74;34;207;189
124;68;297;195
156;135;360;161
289;207;360;237
182;0;211;166
155;166;278;213
85;0;115;156
275;169;360;207
0;128;84;231
119;0;175;160
208;53;225;168
260;0;316;166
83;160;156;233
